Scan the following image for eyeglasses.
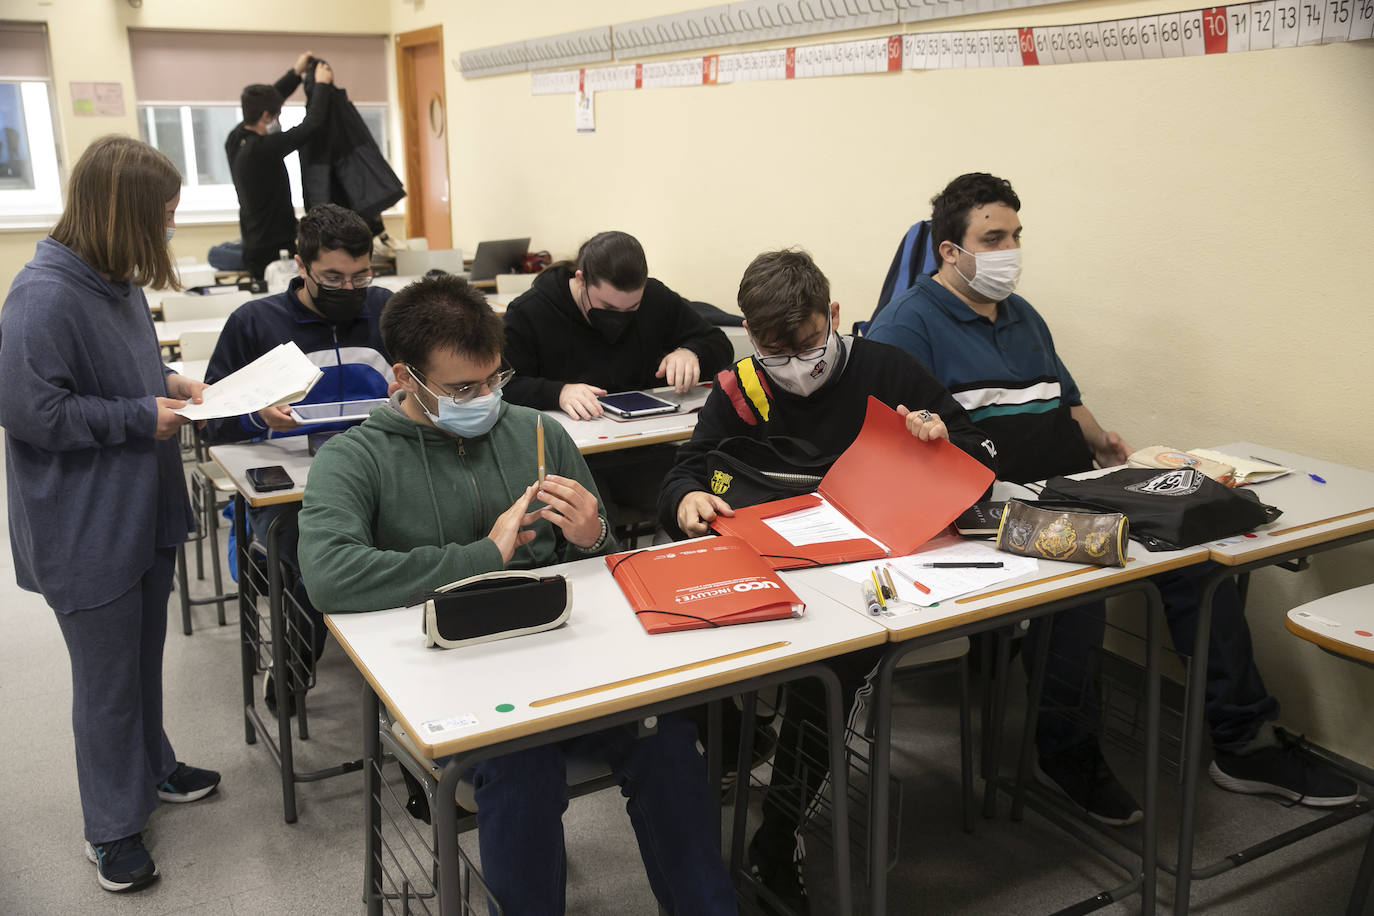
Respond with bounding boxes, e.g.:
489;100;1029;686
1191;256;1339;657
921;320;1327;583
310;270;374;291
409;362;516;405
753;314;832;367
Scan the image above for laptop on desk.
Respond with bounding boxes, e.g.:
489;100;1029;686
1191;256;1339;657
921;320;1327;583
467;238;530;282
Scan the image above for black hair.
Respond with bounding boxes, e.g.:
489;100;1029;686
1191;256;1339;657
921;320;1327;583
240;83;284;127
380;274;503;374
296;204;373;266
737;249;830;352
930;173;1022;262
574;231;648;292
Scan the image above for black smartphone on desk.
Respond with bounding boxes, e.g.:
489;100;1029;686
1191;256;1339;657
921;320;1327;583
246;465;294;492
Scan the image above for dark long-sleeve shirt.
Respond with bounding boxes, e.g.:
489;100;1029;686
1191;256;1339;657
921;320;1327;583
502;265;733;410
657;336;998;539
225;70;332;257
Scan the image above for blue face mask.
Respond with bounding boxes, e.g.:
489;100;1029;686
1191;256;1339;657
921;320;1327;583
416;382;503;438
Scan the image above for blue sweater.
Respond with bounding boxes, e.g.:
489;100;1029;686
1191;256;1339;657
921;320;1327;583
200;277;393;443
0;238;194;612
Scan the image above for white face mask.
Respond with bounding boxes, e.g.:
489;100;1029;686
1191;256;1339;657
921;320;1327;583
953;244;1022;302
164;227;176;243
753;315;837;398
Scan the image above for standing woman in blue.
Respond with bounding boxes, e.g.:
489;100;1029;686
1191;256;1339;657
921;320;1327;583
0;135;222;893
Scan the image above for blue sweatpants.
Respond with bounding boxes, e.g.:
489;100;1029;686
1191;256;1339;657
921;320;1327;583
53;548;179;844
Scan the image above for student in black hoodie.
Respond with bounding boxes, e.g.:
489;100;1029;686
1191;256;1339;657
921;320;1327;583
225;51;333;280
503;231;733;526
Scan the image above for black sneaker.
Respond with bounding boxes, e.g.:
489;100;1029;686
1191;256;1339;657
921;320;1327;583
748;832;809;916
1209;728;1358;807
262;669;296;718
1036;741;1143;826
157;762;221;803
85;834;158;892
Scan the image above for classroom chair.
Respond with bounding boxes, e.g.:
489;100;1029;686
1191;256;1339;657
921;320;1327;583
494;271;537;295
177;328;221;361
1285;584;1374;916
395;247;464;276
175;461;237;635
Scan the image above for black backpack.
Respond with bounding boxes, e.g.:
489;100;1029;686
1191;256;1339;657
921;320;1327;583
1042;468;1281;551
703;436;832;509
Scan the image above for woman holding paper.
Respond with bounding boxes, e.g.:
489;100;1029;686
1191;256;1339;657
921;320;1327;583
0;135;220;894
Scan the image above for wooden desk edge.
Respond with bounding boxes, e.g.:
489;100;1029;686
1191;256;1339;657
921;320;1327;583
575;427;696;455
1208;514;1374;566
325;617;885;759
1285;617;1374;666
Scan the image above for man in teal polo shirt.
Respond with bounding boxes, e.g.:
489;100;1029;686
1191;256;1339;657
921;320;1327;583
867;171;1355;825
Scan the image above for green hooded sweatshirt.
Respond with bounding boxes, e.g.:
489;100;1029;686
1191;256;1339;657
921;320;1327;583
298;395;613;613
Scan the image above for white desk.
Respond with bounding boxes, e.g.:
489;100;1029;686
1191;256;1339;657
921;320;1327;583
210;438;311;508
1169;443;1374;912
1286;584;1374;666
372;274;512;312
155;317;228;348
792;534;1207;916
327;554;887;915
544;384;710;454
165;359;208;383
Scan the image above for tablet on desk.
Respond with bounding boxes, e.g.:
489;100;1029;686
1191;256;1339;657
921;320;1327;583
290;398;389;425
597;391;682;420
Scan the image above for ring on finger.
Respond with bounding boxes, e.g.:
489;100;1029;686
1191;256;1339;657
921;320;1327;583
917;410;933;421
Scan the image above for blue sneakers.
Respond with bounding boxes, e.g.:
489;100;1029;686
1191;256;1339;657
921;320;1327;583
85;834;157;892
156;762;222;803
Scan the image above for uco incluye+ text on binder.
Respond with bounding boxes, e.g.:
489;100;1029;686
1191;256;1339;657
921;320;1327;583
605;536;805;634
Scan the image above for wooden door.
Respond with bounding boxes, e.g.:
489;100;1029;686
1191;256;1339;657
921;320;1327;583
395;27;451;250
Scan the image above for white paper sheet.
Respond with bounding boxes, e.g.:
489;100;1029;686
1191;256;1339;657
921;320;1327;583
761;500;879;548
832;540;1038;607
172;342;322;421
1188;449;1292;485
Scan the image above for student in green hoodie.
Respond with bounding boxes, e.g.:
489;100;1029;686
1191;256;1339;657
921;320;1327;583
297;273;737;916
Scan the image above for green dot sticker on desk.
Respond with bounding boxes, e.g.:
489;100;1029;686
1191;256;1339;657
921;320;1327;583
495;703;515;713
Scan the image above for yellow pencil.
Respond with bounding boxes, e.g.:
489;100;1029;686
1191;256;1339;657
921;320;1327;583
536;414;546;484
870;569;887;608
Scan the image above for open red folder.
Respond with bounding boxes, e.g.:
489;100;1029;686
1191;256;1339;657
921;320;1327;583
711;397;995;569
606;536;805;634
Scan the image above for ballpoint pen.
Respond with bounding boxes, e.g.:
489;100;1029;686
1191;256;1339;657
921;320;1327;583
918;562;1004;569
888;562;931;595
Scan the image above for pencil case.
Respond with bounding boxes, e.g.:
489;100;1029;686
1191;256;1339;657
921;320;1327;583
995;499;1129;567
415;571;571;649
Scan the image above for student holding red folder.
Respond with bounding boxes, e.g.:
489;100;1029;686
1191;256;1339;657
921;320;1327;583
657;249;997;913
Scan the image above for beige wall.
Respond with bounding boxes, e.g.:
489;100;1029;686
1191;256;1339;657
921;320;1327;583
397;0;1374;759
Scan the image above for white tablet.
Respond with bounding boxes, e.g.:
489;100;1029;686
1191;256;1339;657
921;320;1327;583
290;398;389;425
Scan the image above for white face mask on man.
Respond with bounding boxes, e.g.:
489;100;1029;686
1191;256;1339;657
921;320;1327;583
953;244;1022;302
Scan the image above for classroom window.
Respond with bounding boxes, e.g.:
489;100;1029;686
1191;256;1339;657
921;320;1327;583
138;102;390;221
0;80;63;225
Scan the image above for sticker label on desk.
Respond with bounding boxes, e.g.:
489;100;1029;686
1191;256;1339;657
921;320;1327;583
421;713;480;736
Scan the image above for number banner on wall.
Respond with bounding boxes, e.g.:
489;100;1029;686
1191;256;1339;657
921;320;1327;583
531;2;1373;93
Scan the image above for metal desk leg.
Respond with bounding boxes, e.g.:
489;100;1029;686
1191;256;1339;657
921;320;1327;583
434;756;466;916
982;628;1015;820
1011;615;1055;823
363;685;383;916
1173;567;1224;914
265;512;298;824
1141;581;1162;916
818;665;854;916
868;646;904;916
236;494;258;746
